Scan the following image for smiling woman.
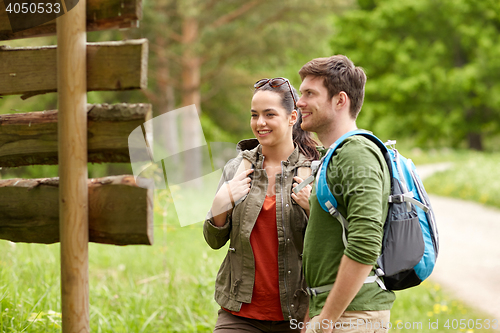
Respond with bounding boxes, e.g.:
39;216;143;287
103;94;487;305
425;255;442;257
203;77;319;332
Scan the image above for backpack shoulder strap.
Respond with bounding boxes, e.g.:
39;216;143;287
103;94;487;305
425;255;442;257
296;166;311;180
316;130;391;211
316;130;371;212
225;157;252;213
315;129;387;247
292;166;314;194
313;130;391;290
234;157;252;178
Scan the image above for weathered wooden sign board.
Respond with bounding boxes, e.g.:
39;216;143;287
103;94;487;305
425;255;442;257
0;0;152;332
0;103;152;166
0;39;148;98
0;175;153;244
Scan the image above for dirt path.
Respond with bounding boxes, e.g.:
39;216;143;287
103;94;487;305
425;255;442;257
428;195;500;319
417;164;500;320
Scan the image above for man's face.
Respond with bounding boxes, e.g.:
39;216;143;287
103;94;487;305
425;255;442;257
297;76;335;134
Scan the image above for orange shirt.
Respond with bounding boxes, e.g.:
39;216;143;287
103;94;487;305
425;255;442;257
226;195;284;321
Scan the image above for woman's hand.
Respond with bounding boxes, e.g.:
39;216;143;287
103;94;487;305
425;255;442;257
301;309;311;333
292;176;312;216
211;169;253;226
227;168;254;204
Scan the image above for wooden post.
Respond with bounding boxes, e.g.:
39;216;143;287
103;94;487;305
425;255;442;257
57;0;89;332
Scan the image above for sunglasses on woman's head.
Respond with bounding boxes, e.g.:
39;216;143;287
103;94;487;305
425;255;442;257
254;77;297;109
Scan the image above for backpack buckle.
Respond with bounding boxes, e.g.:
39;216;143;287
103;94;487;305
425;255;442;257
306;287;318;297
327;203;339;217
311;160;321;174
384;140;397;149
389;194;404;204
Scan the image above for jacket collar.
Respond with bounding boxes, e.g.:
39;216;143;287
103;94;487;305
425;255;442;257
237;138;310;169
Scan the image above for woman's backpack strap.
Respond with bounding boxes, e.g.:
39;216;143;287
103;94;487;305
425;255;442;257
296;166;312;180
234;157;253;177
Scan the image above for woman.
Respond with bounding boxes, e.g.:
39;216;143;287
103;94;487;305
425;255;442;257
203;77;319;332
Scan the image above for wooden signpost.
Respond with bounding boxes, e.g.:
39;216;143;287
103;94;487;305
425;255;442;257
0;0;151;331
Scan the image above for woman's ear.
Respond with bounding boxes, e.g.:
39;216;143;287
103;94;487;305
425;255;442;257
290;109;298;126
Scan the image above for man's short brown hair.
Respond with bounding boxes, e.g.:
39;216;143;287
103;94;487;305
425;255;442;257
299;55;367;119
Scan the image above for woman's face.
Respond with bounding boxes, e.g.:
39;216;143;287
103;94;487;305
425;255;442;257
250;90;296;148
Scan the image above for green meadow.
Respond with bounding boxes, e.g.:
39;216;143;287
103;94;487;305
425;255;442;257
1;181;497;332
423;151;500;210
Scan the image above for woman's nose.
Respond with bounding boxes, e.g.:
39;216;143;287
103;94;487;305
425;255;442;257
257;116;266;127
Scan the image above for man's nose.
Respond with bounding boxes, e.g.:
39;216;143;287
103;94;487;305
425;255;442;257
297;96;306;108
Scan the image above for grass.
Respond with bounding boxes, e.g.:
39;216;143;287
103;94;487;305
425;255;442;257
423;151;500;209
396;146;475;166
1;184;498;332
391;281;498;332
0;190;227;332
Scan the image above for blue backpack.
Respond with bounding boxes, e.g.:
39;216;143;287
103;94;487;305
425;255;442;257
297;130;439;291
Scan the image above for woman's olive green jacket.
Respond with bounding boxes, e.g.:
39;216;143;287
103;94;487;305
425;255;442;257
204;139;311;321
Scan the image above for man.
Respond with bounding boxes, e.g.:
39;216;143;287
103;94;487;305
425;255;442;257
297;55;395;333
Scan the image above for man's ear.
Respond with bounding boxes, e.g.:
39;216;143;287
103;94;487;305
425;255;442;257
336;91;349;110
290;109;298;126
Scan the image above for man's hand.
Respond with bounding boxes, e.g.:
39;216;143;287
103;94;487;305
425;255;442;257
305;315;333;333
312;256;373;330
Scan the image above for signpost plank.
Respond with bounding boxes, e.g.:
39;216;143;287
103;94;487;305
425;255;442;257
0;0;142;41
0;39;148;97
0;175;153;245
0;103;152;167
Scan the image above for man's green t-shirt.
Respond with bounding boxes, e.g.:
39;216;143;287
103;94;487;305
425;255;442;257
303;135;396;318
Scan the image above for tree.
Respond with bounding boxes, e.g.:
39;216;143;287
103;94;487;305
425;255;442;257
130;0;342;183
331;0;500;150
